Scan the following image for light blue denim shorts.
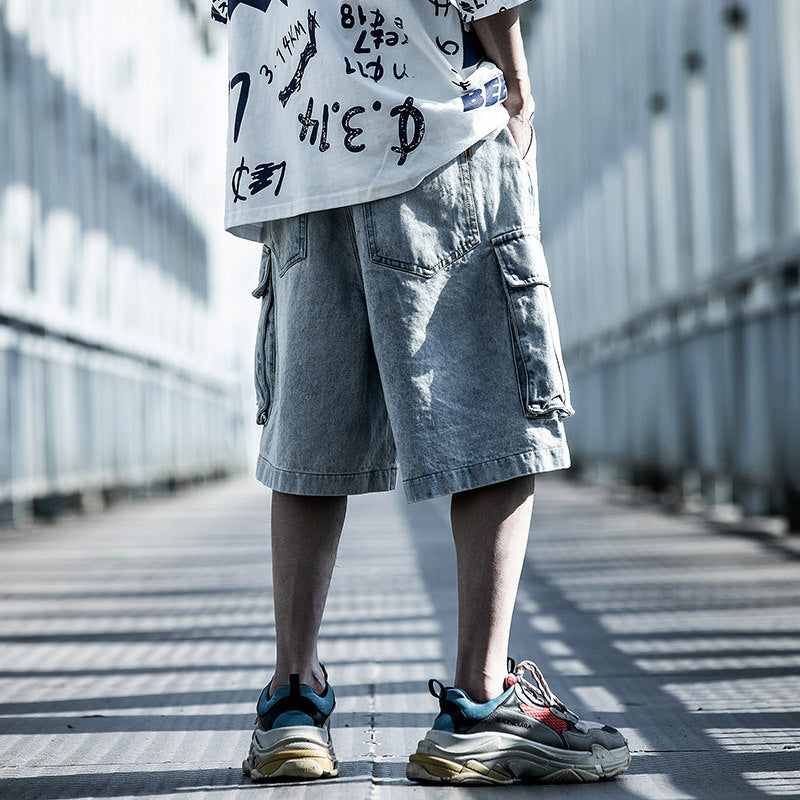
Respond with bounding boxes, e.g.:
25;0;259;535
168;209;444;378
252;124;575;503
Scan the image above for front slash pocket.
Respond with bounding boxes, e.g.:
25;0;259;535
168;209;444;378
252;245;276;425
363;152;480;277
492;229;575;420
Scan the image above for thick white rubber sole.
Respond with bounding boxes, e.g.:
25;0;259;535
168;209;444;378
407;729;631;785
242;724;339;781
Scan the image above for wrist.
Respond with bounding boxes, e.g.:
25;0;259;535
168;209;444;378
503;87;532;118
504;95;527;117
503;77;531;110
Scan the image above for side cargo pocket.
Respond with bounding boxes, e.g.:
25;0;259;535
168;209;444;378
492;229;576;420
252;245;276;425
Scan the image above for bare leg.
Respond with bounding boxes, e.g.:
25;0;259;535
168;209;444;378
450;475;535;703
269;491;347;695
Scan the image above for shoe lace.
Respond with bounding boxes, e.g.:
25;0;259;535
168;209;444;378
512;659;573;717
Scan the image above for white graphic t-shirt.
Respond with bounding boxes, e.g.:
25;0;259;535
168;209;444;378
213;0;530;241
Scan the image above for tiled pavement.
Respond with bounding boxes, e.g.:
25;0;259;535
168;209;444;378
0;475;799;799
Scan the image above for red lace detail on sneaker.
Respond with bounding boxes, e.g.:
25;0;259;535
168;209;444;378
504;675;516;688
519;703;568;732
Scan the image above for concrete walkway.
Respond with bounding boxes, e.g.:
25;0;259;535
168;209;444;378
0;476;798;799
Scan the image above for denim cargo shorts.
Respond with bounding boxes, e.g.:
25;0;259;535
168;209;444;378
252;124;575;503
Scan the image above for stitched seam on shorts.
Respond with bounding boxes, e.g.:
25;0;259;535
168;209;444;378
402;444;567;484
258;455;397;478
500;278;532;412
344;205;360;263
368;239;480;274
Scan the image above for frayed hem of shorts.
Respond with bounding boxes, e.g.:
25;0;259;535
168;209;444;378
401;443;571;503
256;455;398;496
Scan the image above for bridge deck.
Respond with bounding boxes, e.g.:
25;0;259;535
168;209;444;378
1;476;798;799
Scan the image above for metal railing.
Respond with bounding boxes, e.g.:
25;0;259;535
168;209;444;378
524;0;800;525
0;0;245;522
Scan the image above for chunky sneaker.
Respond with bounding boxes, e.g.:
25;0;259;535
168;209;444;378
242;668;339;781
407;658;630;785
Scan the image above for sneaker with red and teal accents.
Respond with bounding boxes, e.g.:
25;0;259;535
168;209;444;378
407;659;630;785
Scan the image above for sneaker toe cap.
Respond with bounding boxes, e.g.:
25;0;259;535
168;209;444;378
564;725;627;751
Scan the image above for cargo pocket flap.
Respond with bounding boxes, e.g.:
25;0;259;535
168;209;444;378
491;230;550;288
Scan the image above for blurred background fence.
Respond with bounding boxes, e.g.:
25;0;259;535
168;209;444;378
525;0;800;527
0;0;248;524
2;0;798;530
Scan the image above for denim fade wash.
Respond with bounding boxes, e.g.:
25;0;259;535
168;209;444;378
252;124;575;503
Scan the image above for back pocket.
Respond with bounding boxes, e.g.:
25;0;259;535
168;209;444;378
363;152;480;277
493;229;575;419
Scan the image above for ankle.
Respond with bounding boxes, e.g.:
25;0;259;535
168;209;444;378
453;672;506;704
270;662;327;697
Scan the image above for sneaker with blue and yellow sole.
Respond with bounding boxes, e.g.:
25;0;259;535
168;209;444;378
242;669;338;781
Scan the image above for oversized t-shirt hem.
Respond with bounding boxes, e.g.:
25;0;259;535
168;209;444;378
219;1;527;238
224;121;509;242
